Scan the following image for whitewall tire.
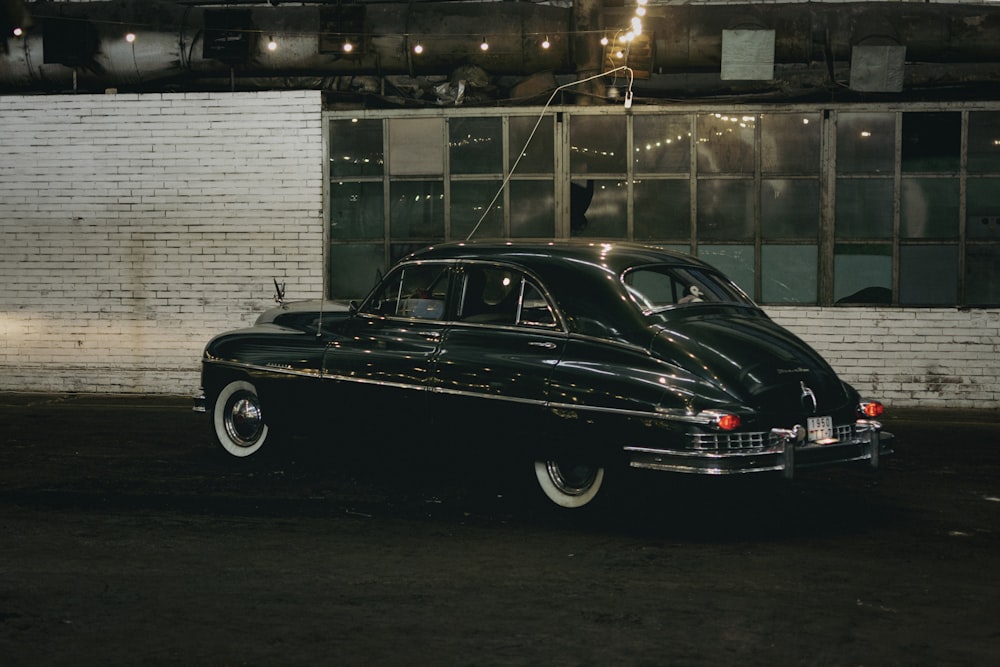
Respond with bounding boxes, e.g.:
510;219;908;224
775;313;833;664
533;460;605;509
213;380;269;458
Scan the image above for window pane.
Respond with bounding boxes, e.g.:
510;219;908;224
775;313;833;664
966;245;1000;305
329;244;384;299
449;117;502;174
388;118;443;176
836;179;893;238
834;244;892;303
696;113;755;174
697;245;754;297
510;180;554;237
570;115;626;173
761;113;820;174
571;179;627;238
509;115;554;174
634;180;690;241
451;180;503;240
697;179;754;240
836;112;894;174
902;112;960;173
634;114;691;173
899;245;957;305
968;111;1000;173
330;181;384;240
389;181;444;239
761;245;817;304
900;177;959;238
966;178;1000;239
330;119;383;178
761;179;819;240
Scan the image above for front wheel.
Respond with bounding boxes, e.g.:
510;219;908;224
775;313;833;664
533;460;605;509
212;380;270;458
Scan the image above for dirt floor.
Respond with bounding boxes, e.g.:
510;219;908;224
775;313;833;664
1;393;998;666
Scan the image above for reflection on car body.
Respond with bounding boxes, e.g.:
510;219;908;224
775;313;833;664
195;242;893;509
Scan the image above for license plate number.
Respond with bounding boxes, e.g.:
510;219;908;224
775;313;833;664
807;416;836;443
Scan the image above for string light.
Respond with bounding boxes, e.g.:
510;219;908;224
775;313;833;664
15;13;656;59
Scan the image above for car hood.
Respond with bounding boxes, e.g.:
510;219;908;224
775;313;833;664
650;308;853;415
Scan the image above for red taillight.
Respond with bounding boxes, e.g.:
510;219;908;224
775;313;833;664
859;401;885;418
716;414;742;431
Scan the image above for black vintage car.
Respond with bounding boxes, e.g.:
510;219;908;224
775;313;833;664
195;242;891;508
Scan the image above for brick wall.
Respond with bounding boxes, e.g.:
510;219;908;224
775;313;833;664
0;91;325;394
768;307;999;409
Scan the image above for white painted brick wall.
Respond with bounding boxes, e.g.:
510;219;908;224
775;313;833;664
0;91;325;394
768;307;1000;409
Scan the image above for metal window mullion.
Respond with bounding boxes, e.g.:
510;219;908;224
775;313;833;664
626;114;634;241
689;113;698;255
322;114;331;299
443;118;451;241
556;112;569;239
753;113;762;303
959;110;968;305
502;115;511;238
892;111;902;306
818;109;836;306
382;118;392;269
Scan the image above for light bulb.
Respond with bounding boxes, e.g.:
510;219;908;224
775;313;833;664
343;41;353;53
480;37;489;51
125;32;136;43
413;43;424;55
267;36;277;51
541;36;550;50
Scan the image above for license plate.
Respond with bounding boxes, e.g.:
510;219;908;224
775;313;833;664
807;416;836;444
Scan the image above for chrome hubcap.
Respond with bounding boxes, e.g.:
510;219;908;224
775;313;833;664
225;393;264;446
546;461;598;496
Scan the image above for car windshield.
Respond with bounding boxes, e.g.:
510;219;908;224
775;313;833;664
622;265;755;314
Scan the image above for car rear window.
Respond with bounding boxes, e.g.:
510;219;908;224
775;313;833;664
623;265;755;313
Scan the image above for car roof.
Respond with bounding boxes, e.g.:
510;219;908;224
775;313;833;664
404;241;715;276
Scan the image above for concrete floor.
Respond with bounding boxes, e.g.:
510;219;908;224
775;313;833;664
1;393;998;665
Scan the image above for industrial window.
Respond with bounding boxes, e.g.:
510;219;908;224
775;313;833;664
326;106;1000;307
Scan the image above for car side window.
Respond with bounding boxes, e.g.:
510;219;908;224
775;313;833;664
518;280;557;328
364;265;450;320
458;266;557;329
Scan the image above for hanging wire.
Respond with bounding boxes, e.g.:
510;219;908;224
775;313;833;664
465;65;634;241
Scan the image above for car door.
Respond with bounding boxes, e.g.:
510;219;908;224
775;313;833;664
321;262;453;426
432;263;567;438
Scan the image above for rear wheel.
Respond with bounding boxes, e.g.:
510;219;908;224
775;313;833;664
212;380;269;458
533;459;605;508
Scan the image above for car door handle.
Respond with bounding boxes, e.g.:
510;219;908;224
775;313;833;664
528;341;557;349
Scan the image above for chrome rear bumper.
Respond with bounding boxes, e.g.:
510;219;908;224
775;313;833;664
625;420;892;477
